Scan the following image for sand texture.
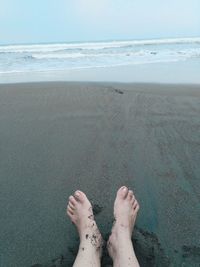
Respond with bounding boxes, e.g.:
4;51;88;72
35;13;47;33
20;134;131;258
0;82;200;267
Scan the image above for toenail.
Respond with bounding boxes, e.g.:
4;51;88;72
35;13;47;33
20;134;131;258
75;191;80;197
123;187;127;191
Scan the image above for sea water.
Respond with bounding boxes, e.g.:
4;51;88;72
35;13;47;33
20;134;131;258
0;37;200;75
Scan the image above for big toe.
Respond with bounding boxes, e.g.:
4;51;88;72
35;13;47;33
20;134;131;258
74;190;88;203
117;186;128;199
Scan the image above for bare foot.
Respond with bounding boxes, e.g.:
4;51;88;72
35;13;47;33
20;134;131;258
67;190;103;255
107;186;140;267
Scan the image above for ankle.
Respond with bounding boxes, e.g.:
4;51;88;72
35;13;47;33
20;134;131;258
112;224;132;241
78;220;97;237
79;229;103;251
79;239;102;255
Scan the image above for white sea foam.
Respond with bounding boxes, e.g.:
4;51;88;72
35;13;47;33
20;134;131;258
0;57;185;75
0;37;200;74
0;37;200;53
31;50;148;59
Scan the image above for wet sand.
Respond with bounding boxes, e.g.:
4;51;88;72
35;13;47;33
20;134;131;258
0;82;200;267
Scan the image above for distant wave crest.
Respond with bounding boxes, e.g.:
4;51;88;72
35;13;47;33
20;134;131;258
0;37;200;53
0;37;200;74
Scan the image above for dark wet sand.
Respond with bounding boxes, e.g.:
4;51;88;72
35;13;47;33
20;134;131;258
0;82;200;267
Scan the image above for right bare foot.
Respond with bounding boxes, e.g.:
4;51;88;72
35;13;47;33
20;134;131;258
67;190;103;254
107;186;140;267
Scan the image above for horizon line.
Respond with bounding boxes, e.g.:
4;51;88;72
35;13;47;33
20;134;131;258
1;35;200;47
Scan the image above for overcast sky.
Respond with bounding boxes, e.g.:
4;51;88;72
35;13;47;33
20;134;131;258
0;0;200;45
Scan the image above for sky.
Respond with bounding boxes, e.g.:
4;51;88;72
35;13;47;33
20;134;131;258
0;0;200;45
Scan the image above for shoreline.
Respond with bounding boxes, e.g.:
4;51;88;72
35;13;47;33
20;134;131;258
1;59;200;84
1;80;200;90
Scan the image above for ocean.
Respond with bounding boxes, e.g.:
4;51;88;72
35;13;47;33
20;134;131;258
0;37;200;75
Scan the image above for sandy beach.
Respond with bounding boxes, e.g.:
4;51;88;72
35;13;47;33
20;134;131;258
0;82;200;267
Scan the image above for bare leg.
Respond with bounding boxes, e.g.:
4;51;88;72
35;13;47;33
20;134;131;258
107;186;140;267
67;190;103;267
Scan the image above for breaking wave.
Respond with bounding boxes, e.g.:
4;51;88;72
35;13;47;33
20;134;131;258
0;37;200;74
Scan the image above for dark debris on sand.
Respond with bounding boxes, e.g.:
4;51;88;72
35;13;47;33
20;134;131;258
114;88;124;95
181;245;200;266
106;86;124;95
90;202;103;216
133;226;170;267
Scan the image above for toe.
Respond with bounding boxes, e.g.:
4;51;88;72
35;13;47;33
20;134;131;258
128;190;133;200
69;195;77;206
67;205;74;215
117;186;128;199
74;190;86;203
67;208;73;217
133;200;139;210
131;196;136;206
68;202;75;210
135;204;140;213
